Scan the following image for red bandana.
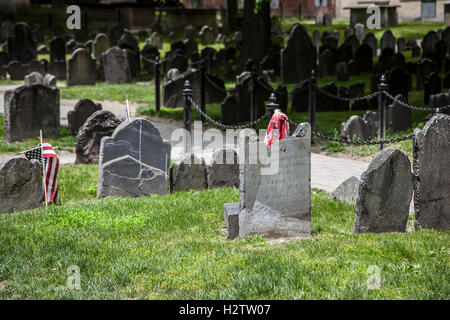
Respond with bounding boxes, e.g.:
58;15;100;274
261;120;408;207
264;110;290;147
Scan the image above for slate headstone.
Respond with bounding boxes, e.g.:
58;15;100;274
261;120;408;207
102;47;132;84
67;99;102;136
67;48;96;86
170;154;206;192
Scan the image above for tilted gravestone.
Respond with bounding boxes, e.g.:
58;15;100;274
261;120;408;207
67;48;96;86
0;157;43;214
224;125;312;239
102;47;132;84
281;24;316;84
388;94;411;135
413;114;450;230
3;85;60;143
97;118;171;198
170;153;207;192
354;148;413;233
207;148;239;189
330;176;360;205
67;99;102;136
75;110;121;164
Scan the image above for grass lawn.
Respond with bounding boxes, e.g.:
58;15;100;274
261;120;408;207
0;164;448;299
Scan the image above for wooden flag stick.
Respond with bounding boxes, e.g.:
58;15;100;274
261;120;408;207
40;130;48;207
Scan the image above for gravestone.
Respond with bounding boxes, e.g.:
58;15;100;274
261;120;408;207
330;176;360;205
163;69;226;108
97;118;171;198
24;71;43;86
75;110;121;164
312;29;320;48
167;68;180;81
183;38;198;57
67;99;102;136
318;49;336;78
290;80;309;112
170;154;206;192
380;30;396;52
44;73;56;88
199;25;214;45
6;22;36;63
102;47;132;84
397;37;406;52
48;60;66;80
412;44;421;58
341;111;377;142
184;25;196;40
224;126;311;239
422;30;439;57
281;24;316;84
315;12;324;25
118;32;139;54
49;37;66;63
417;58;436;90
337;62;349;81
344;35;360;56
168;54;188;74
387;67;409;99
363;32;377;57
323;13;332;27
3;85;59;143
354;23;365;41
24;59;45;76
93;33;110;61
413;114;450;230
141;44;159;74
67;48;96;86
207;148;239;189
354;148;413;233
148;32;163;49
220;93;240;124
355;44;373;72
388;94;411;135
424;72;441;104
6;61;25;80
0;157;43;214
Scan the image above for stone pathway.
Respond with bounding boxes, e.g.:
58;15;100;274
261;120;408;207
0;84;369;193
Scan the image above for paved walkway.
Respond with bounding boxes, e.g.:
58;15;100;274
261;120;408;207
0;84;369;193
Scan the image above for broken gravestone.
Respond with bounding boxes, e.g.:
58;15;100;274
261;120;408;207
330;176;360;205
97;118;171;198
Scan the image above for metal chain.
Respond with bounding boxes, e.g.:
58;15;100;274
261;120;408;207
204;74;234;94
188;97;269;129
315;86;378;102
383;91;450;111
287;119;414;146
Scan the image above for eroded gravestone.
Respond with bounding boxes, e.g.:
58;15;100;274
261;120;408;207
67;48;96;86
354;148;413;233
207;148;239;189
97;118;171;198
0;157;43;214
413;114;450;230
170;153;206;192
224;126;312;239
102;47;132;84
4;85;60;143
330;176;360;205
75;110;121;164
67;99;102;136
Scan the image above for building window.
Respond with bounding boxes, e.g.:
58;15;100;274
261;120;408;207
422;0;437;18
271;0;280;8
315;0;328;7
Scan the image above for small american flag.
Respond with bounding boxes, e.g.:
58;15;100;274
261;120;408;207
25;141;59;203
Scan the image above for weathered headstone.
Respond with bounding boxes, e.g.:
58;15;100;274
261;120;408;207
413;114;450;230
97;118;171;198
337;62;349;81
75;110;121;164
224;126;312;239
354;23;365;41
148;31;163;49
341;111;377;142
3;85;59;143
170;154;206;192
0;157;43;214
363;32;378;57
49;36;66;63
102;47;132;84
6;22;36;63
199;25;214;45
354;148;413;233
318;49;336;78
6;61;25;80
330;176;360;205
380;30;396;52
354;44;373;72
24;71;43;86
67;48;96;86
67;99;102;136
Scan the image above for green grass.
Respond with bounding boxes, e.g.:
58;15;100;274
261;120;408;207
0;164;448;299
0;115;75;154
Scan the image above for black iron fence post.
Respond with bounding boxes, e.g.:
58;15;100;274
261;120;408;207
154;56;161;114
378;74;388;151
308;69;317;133
183;80;193;134
208;54;213;74
267;93;278;119
250;66;258;123
200;61;206;123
